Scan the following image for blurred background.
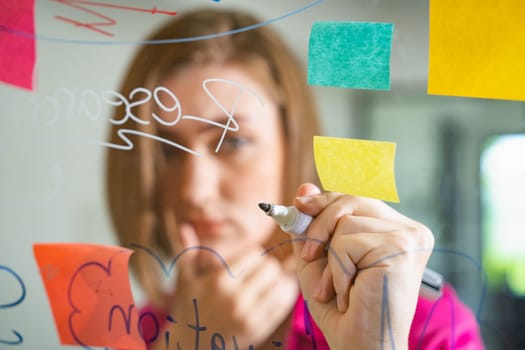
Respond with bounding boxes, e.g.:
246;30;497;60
1;0;524;349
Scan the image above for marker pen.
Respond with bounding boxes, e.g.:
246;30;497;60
258;202;443;299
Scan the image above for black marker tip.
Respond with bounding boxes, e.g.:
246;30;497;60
258;202;271;213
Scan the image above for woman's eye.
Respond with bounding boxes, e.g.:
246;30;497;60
161;142;180;159
220;136;250;152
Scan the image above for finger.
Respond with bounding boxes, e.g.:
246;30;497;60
327;235;357;312
295;182;323;197
294;194;358;262
329;231;432;314
313;263;335;303
329;230;432;283
290;183;322;264
160;207;200;281
291;183;337;303
294;194;347;262
299;210;382;263
173;222;200;280
326;232;389;316
313;216;426;310
296;191;416;226
299;199;422;262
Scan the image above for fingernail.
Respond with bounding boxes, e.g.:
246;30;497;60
295;196;313;206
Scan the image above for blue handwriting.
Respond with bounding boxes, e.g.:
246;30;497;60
0;265;26;346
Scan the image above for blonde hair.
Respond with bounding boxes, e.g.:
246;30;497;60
105;8;321;304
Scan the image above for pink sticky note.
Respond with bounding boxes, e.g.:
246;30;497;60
33;243;146;350
0;0;36;90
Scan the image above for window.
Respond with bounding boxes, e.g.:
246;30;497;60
480;134;525;296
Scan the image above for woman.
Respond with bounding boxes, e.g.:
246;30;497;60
106;8;484;350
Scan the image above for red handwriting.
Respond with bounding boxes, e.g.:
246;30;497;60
51;0;177;37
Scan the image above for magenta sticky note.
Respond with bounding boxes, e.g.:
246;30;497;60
0;0;36;90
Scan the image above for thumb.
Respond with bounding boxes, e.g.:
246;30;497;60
294;182;322;198
290;182;322;253
291;183;325;299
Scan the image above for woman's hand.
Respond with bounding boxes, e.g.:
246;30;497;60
154;222;298;350
292;183;434;350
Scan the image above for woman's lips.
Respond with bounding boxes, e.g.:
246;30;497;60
189;218;228;237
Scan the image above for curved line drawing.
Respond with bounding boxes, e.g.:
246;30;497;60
432;247;487;321
415;293;444;350
0;0;325;46
380;275;395;350
265;238;487;319
415;290;457;350
272;237;359;277
128;240;491;347
0;330;23;346
137;311;160;344
0;265;26;346
68;260;112;349
129;243;238;279
136;238;486;307
129;239;488;332
69;129;201;156
0;265;27;308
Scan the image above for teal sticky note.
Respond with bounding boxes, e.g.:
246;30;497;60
308;21;394;90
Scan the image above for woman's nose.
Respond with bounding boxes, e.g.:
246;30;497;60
176;153;219;207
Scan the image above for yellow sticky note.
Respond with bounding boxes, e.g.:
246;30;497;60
313;136;399;202
428;0;525;101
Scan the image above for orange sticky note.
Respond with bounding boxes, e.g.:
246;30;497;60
313;136;399;202
33;243;145;350
428;0;525;101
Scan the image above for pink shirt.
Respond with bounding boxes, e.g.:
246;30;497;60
139;285;484;349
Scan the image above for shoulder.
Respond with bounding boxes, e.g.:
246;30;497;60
409;284;485;349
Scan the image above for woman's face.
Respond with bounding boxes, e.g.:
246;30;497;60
156;63;285;271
